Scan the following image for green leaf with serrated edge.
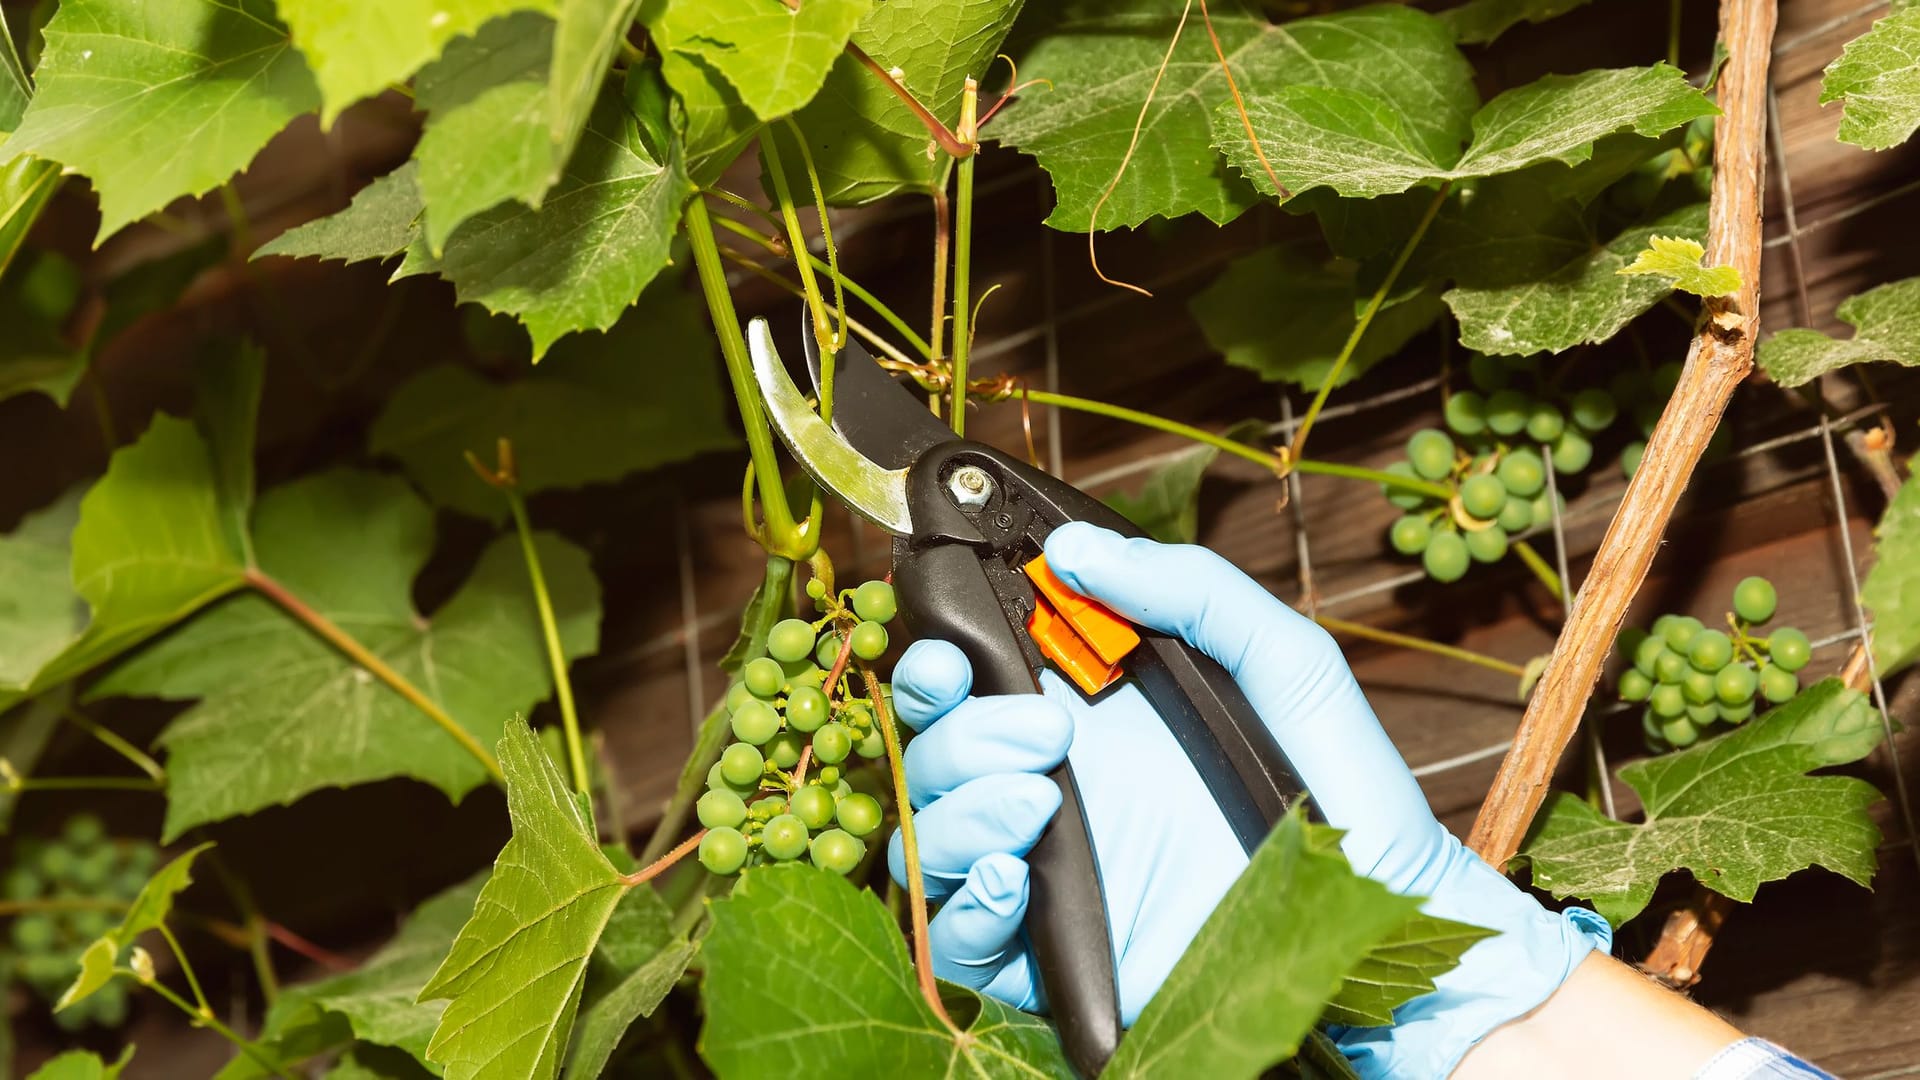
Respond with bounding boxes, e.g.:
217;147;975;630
1863;465;1920;675
418;719;630;1080
1106;813;1441;1079
59;842;215;1009
0;488;84;695
435;84;688;357
996;2;1475;231
565;941;695;1078
1617;235;1741;297
1216;63;1715;202
699;862;1074;1078
1519;679;1886;926
277;0;554;125
784;0;1024;205
1445;200;1707;355
5;0;320;242
0;158;63;281
654;49;761;188
549;0;642;140
1758;277;1920;389
26;1048;134;1080
1287;1030;1362;1080
1;5;28;130
368;279;732;519
1320;913;1494;1027
194;342;265;562
256;162;430;270
1190;247;1443;389
1822;5;1920;150
718;553;795;673
92;471;602;839
1440;0;1596;45
649;0;872;122
1106;443;1221;545
1;689;68;830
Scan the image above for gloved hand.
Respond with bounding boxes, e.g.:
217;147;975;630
887;522;1611;1078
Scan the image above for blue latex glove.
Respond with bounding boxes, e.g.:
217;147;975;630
887;522;1611;1078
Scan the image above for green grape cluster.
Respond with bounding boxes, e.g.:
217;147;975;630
1614;576;1811;752
1382;427;1565;583
697;579;898;877
1445;353;1623;475
5;814;158;1030
1608;362;1732;479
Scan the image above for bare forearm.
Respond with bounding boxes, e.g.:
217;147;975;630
1452;952;1744;1080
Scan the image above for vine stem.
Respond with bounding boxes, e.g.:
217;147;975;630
948;81;980;436
708;211;933;359
1314;615;1527;677
720;253;918;367
760;127;837;359
930;184;952;368
859;657;955;1033
1287;181;1451;467
62;707;165;781
622;829;707;887
504;486;590;799
245;568;504;785
847;42;973;158
639;702;731;865
132;971;292;1079
5;776;160;792
1510;540;1566;601
1468;0;1775;866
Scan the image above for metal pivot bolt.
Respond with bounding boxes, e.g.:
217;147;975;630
948;465;994;509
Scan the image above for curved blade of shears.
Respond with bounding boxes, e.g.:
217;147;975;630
747;318;913;538
799;307;954;472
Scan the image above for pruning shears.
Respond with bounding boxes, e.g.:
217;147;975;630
746;311;1308;1076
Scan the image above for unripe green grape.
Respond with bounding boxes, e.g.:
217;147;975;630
708;762;753;796
72;907;111;940
1525;403;1565;443
697;789;748;830
842;703;874;734
1464;524;1508;564
855;727;887;759
818;765;842;786
1460;474;1506;520
834;779;853;799
11;914;55;952
4;867;41;901
806;577;827;601
1618;668;1654;702
850;621;889;660
1389;515;1432;555
743;657;784;699
765;731;805;769
1652;361;1683;398
1718;699;1755;724
791;785;837;830
1685;702;1717;726
699;828;749;874
836;793;884;837
1486;390;1530;436
1468;353;1510;391
1530;490;1564;530
37;845;74;881
1633;635;1668;677
1550;429;1593;474
1689;629;1734;671
18;952;70;983
1498;495;1534;533
1569;387;1618;432
810;829;864;874
1382;462;1428;510
125;844;158;875
1622;440;1646;478
1662;615;1703;652
1730;576;1777;623
1769;627;1811;672
113;869;147;900
720;743;765;788
93;983;128;1027
1714;664;1757;705
781;656;823;682
1445;391;1489;436
1642;707;1665;742
1650;683;1686;718
767;619;817;664
1496;449;1546;497
1618;625;1649;656
853;580;897;624
815;633;843;670
1422;531;1470;583
730;700;780;745
1407;429;1456;481
725;681;755;714
813;722;853;764
762;814;811;861
785;685;830;733
1759;663;1799;703
1681;668;1716;705
1654;649;1689;684
1661;716;1700;748
70;847;113;891
750;796;788;821
63;814;106;851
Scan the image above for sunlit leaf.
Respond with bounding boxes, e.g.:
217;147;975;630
1440;0;1596;45
1616;235;1740;297
1757;277;1920;388
1821;5;1920;150
58;843;215;1009
650;0;872;121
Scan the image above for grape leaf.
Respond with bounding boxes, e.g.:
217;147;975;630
256;162;430;270
1215;63;1715;202
995;2;1476;230
1519;679;1886;926
0;5;28;129
0;490;84;696
549;0;644;143
1821;5;1920;151
565;940;695;1077
5;0;322;242
26;1049;134;1080
1444;200;1707;355
368;279;733;519
1863;464;1920;676
1321;913;1494;1027
649;0;872;122
1617;235;1741;297
1757;277;1920;389
1189;247;1443;389
634;2;760;188
1106;444;1222;545
277;0;553;125
1105;812;1436;1079
700;863;1074;1077
434;84;690;357
418;718;632;1080
785;0;1024;204
60;842;215;1009
0;157;63;282
92;470;602;839
1439;0;1596;45
0;688;69;830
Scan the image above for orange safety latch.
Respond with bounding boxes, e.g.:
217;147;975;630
1023;554;1141;695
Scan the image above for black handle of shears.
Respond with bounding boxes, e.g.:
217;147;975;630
891;442;1307;1077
